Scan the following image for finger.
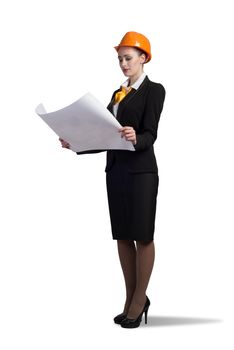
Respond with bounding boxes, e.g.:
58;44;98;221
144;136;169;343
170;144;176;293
124;128;135;132
123;128;133;132
124;132;135;137
123;129;135;134
120;126;132;131
122;128;133;133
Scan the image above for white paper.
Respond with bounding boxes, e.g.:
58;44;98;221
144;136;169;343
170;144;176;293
35;92;135;152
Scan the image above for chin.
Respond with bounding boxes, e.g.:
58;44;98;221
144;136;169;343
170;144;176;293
123;71;131;77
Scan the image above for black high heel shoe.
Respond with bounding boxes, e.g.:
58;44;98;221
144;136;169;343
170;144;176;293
120;296;150;328
113;312;127;324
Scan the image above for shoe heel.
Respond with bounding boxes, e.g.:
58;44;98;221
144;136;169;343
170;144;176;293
145;306;149;324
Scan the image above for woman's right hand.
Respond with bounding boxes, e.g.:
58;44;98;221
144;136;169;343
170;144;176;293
59;137;71;149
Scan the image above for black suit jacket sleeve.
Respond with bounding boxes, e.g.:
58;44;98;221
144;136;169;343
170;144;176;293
133;83;166;152
76;149;105;155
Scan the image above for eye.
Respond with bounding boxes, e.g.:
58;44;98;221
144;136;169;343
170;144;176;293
118;56;132;62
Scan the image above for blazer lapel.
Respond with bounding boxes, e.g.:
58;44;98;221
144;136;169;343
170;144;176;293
107;75;150;120
115;89;136;120
116;75;149;120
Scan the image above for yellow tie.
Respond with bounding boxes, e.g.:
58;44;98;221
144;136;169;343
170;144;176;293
114;86;132;104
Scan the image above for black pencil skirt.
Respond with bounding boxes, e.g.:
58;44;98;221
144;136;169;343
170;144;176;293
106;160;159;241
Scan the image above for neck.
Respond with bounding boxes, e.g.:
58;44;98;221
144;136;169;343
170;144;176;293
129;70;144;86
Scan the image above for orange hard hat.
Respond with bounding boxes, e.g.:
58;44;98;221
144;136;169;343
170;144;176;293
114;31;152;63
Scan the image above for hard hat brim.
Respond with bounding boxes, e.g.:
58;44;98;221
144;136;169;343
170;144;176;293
113;45;151;63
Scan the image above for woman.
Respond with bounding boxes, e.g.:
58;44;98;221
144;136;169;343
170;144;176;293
59;31;166;328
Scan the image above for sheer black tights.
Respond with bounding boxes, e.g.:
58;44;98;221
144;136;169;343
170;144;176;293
117;239;155;318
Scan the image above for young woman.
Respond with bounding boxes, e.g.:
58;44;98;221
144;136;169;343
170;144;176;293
59;31;166;328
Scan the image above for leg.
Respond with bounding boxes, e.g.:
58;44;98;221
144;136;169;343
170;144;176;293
117;239;137;314
127;239;155;319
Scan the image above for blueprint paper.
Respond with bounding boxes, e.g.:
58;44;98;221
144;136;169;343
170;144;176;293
35;92;135;152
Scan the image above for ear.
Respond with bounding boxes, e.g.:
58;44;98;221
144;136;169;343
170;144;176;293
140;53;146;64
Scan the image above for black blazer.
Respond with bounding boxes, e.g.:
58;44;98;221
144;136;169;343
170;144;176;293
76;75;166;173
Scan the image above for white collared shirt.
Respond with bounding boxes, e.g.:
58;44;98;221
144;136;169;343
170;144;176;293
113;71;147;117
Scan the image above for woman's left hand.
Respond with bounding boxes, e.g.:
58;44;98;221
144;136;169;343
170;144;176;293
118;126;137;145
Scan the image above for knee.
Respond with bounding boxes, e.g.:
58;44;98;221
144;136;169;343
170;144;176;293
117;239;135;246
136;239;153;247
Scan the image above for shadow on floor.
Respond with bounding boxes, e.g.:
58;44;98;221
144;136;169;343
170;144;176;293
144;316;222;327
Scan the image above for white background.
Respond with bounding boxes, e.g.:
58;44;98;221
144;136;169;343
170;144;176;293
0;0;233;349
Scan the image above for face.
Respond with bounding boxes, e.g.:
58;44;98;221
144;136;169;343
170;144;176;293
117;47;146;77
